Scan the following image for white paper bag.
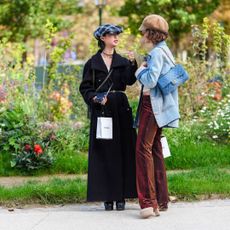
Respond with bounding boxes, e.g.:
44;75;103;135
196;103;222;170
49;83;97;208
161;136;171;158
96;117;113;139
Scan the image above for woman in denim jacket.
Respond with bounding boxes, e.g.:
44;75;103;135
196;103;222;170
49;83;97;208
135;14;180;218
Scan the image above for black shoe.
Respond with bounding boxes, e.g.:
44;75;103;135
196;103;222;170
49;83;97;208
116;200;125;211
159;203;168;212
104;201;113;211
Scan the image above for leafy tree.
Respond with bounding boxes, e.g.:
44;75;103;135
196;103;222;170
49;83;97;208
119;0;220;50
0;0;82;42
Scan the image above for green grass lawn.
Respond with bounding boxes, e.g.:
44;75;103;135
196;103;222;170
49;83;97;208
0;167;229;206
167;167;230;200
0;178;87;206
165;140;230;170
1;121;229;176
163;122;230;170
0;151;88;176
1;140;229;176
0;121;229;205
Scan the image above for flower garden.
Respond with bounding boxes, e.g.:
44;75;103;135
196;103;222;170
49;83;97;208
0;2;229;206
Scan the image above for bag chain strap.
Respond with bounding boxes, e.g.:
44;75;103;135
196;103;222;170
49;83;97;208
93;69;114;93
158;47;176;66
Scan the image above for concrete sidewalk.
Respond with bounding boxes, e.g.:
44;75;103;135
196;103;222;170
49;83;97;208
0;199;229;230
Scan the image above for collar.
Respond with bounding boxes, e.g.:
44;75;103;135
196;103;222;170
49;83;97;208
155;40;167;48
148;41;167;54
144;41;167;62
91;50;128;73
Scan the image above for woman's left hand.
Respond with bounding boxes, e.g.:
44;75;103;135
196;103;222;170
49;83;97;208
140;61;147;68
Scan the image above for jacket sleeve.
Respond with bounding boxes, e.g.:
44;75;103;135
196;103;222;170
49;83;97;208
135;49;163;89
125;60;138;86
79;59;97;105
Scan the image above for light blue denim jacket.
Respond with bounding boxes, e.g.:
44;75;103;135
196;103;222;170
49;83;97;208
135;41;180;128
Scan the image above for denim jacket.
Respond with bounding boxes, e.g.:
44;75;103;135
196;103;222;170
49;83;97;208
135;41;180;128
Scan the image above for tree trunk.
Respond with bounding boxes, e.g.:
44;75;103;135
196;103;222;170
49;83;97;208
21;37;28;65
173;36;180;57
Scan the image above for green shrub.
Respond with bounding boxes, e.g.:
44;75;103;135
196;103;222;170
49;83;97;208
179;18;230;120
205;95;229;143
11;143;53;171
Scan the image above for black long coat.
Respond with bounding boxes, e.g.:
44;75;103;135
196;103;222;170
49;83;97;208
79;51;138;201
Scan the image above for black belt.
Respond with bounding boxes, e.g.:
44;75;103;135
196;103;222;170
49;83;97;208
109;90;125;93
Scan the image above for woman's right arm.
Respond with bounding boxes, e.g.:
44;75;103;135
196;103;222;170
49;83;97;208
79;60;97;105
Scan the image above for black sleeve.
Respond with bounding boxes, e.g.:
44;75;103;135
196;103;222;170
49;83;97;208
126;60;138;86
79;59;97;105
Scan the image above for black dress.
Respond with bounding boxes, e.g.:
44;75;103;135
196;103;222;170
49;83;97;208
79;51;138;201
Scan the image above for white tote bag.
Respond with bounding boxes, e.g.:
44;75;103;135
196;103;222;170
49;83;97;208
96;117;113;139
161;136;171;158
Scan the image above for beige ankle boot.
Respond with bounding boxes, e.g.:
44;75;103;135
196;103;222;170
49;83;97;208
140;207;154;218
154;208;160;216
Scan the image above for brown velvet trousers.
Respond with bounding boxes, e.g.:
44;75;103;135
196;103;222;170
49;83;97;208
136;95;169;209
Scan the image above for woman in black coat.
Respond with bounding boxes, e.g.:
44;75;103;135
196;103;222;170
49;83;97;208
79;24;137;211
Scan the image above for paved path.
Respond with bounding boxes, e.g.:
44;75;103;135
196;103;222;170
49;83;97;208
0;199;230;230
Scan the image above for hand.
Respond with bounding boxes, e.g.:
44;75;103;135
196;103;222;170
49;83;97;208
92;96;97;102
93;96;107;105
140;61;147;68
127;51;135;62
101;96;107;105
93;96;100;104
